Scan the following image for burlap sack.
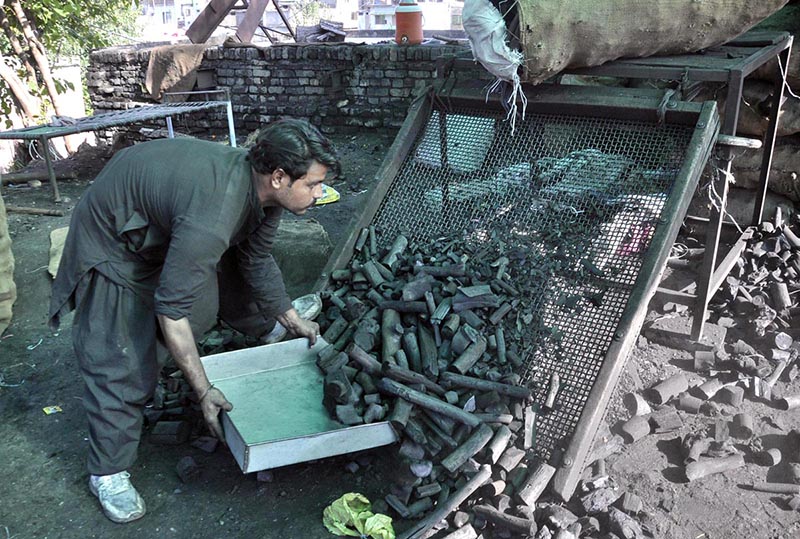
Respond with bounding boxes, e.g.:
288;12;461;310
515;0;790;84
731;138;800;201
0;193;16;335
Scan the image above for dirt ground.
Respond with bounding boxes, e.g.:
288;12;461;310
1;130;799;539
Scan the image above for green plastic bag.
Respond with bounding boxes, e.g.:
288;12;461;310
323;493;395;539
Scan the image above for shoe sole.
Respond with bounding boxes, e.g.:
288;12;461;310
89;480;147;524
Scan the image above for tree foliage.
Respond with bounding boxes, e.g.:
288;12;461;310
0;0;139;131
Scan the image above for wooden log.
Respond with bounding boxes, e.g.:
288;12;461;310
441;423;494;473
386;493;412;518
517;462;556;507
771;281;792;312
480;480;507;498
450;338;488;375
693;378;724;400
413;264;467;277
415;482;442;499
685;454;745;481
322;316;348;342
620;415;651;443
336;404;363;425
676;393;703;414
732;413;754;438
5;205;66;217
418;325;438;379
402;274;435;301
388;398;414;430
381;309;403;363
489;302;513;325
622;392;652;416
383;363;447;396
381;234;408;271
487;425;513;464
459;309;484;330
474;413;514;424
750;482;800;495
495;326;507;364
376;378;481;427
523;406;536;450
408;497;434;517
403;330;422;372
717;386;744;407
544;372;560;410
757;448;782;466
440;524;477;539
381;300;429;314
777;395;800;410
644;373;688;404
650;408;683;433
473;504;537;536
451;325;480;356
441;314;460;339
404;418;429;447
362;260;386;288
420;415;458;449
347;343;383;376
497;447;526;473
439;371;532;400
423;409;456;436
694;350;716;371
1;170;77;184
398;464;491;539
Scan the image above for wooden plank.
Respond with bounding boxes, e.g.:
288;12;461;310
235;0;269;43
186;0;239;44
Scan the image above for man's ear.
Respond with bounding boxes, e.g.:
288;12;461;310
270;168;287;189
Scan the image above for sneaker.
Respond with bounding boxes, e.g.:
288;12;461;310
261;293;323;344
89;471;146;523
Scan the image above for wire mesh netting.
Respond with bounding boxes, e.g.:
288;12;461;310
0;102;227;140
367;105;695;461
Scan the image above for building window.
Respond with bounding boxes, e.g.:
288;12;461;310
352;12;357;20
162;10;173;24
451;14;462;26
374;14;387;25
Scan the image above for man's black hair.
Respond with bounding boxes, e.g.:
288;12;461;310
247;119;340;181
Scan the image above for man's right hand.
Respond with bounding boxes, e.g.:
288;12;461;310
200;387;234;441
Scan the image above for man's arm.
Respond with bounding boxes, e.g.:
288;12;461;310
158;315;232;441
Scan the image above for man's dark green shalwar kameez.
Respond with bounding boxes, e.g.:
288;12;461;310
49;138;292;476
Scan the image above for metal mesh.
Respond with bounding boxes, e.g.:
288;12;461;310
369;106;694;460
0;102;227;140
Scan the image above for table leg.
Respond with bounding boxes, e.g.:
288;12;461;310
40;136;61;203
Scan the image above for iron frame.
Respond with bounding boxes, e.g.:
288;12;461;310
316;84;720;500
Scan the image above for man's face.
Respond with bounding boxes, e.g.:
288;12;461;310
275;161;328;215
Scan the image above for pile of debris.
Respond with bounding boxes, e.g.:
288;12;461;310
314;227;652;538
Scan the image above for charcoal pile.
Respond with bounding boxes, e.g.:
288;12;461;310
314;226;652;538
710;210;800;338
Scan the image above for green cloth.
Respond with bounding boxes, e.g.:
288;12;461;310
49;138;293;329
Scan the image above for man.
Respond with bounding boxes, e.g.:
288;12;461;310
49;119;340;524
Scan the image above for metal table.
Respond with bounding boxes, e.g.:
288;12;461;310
0;94;237;202
563;30;794;340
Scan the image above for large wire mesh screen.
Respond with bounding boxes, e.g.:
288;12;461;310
367;105;695;461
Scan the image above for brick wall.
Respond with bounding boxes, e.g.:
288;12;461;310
86;42;487;140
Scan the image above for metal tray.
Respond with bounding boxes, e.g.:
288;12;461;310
201;338;398;473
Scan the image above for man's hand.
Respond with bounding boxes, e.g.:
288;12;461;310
277;308;320;347
199;386;233;441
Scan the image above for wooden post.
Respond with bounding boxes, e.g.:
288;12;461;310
441;423;494;473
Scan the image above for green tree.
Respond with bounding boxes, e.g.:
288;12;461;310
0;0;138;137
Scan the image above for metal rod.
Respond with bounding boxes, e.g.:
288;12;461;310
166;116;175;138
751;40;792;225
226;98;237;147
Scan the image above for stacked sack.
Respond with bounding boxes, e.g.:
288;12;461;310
0;192;15;335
